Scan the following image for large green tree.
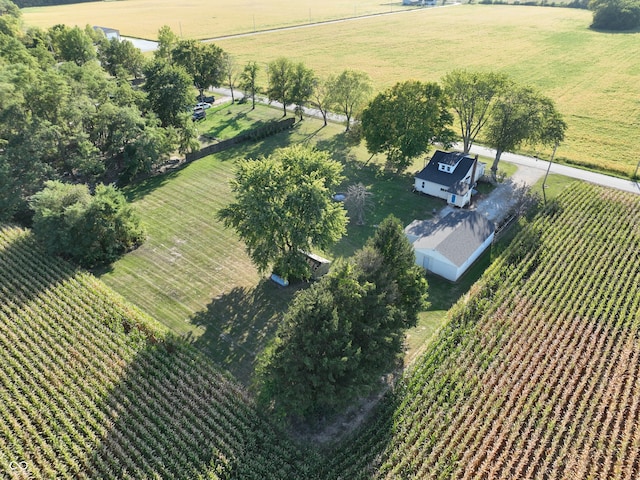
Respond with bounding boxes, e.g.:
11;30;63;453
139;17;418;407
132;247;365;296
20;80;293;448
97;37;145;79
485;83;566;179
257;215;428;420
361;80;454;173
49;25;96;66
257;262;366;419
327;69;372;132
266;57;295;117
172;40;226;102
590;0;640;30
218;145;347;281
142;59;193;128
30;181;145;268
442;69;508;154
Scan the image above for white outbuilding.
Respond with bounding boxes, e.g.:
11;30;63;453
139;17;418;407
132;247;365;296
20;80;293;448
405;211;495;281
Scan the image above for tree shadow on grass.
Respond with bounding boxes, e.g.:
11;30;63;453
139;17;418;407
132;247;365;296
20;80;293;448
187;279;305;385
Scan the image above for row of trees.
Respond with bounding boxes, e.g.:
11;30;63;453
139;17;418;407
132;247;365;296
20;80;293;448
247;54;566;177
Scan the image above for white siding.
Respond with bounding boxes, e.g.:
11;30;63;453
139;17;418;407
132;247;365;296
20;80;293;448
414;179;449;201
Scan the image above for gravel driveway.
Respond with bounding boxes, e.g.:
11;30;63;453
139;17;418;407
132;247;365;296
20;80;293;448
439;164;545;225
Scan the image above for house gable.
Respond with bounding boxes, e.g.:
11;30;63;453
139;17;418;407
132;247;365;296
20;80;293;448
414;150;485;207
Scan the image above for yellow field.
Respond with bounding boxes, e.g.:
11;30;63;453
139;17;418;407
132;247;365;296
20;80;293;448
212;6;640;176
21;0;415;40
21;3;640;176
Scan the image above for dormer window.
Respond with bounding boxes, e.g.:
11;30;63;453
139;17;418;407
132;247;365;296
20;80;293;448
438;163;454;173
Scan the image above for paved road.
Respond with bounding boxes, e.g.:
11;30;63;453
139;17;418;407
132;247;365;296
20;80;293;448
464;144;640;195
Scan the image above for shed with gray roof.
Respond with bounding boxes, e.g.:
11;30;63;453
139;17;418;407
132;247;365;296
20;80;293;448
405;210;495;281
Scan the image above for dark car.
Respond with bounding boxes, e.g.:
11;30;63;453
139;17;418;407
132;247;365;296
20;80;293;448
197;95;215;103
192;109;206;121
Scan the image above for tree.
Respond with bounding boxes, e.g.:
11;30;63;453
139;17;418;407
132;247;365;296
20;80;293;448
256;262;366;419
30;181;145;268
365;215;428;330
256;215;428;420
310;76;331;126
49;25;96;66
154;25;178;62
218;145;347;281
485;83;566;179
590;0;640;30
172;40;226;101
327;69;372;132
97;37;144;79
239;60;260;109
291;62;316;121
266;57;295;116
221;52;239;103
344;183;373;225
442;69;508;154
361;80;454;173
143;59;193;128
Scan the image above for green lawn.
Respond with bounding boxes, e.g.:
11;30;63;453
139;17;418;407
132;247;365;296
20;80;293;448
100;101;546;382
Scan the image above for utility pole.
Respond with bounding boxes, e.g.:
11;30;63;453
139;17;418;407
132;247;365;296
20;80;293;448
542;142;558;206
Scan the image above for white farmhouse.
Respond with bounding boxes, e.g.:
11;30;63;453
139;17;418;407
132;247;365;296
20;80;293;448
414;150;485;208
405;211;495;282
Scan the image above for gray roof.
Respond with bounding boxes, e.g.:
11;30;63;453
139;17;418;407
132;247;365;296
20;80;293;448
415;150;476;188
405;211;495;267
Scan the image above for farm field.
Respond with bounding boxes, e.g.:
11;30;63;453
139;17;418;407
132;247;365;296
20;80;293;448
21;4;640;177
0;225;312;479
20;0;419;40
319;182;640;478
2;182;639;478
213;5;640;177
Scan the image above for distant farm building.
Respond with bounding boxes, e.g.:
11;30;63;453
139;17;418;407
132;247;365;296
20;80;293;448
405;211;494;282
414;150;485;208
93;26;120;41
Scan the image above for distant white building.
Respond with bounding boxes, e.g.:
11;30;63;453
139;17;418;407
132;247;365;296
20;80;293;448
93;26;120;41
414;150;485;208
405;211;495;281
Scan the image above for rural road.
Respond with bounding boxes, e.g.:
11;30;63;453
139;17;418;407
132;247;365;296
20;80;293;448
122;3;453;49
209;87;640;199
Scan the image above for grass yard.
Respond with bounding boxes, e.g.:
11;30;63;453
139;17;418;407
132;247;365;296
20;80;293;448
21;0;419;40
100;102;521;382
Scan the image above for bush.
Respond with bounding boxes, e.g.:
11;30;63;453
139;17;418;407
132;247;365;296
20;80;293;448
590;0;640;30
30;181;145;268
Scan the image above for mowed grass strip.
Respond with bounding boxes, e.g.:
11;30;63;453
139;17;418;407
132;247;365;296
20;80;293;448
21;0;417;40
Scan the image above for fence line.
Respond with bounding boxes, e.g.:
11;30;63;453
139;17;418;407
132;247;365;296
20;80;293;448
185;117;295;162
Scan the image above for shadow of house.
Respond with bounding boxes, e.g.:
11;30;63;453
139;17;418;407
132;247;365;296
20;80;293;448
405;210;495;282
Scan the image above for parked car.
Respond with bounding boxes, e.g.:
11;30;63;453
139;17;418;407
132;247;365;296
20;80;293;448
195;102;212;110
192;109;206;121
197;95;215;103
